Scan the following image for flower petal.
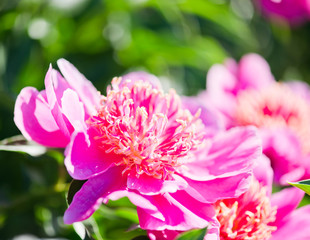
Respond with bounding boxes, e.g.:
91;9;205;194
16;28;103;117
261;128;305;184
61;89;87;132
127;172;188;195
253;154;274;193
45;66;73;138
271;187;304;228
181;126;261;181
182;172;252;203
64;166;126;224
137;191;218;231
57;58;101;115
182;96;223;137
286;80;310;103
14;87;69;147
121;71;161;89
238;53;275;90
271;205;310;240
65;131;119;180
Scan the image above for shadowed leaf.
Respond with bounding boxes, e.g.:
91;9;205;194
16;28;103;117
67;179;87;205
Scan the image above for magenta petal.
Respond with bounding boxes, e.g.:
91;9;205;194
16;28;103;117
14;87;69;147
271;205;310;240
57;58;101;115
238;53;275;90
127;172;188;195
63;166;126;224
271;187;304;228
182;126;260;181
65;131;119;180
137;191;218;231
148;230;180;240
107;191;164;220
182;172;252;203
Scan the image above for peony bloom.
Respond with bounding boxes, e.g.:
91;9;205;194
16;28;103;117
14;60;261;231
255;0;310;25
203;53;310;185
149;156;310;240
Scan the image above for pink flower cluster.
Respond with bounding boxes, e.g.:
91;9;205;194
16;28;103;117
203;53;310;185
13;55;310;239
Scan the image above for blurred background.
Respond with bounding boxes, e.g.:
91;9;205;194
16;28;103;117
1;0;310;239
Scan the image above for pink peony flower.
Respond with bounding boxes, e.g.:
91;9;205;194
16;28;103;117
203;53;310;185
14;60;261;231
149;156;310;240
255;0;310;25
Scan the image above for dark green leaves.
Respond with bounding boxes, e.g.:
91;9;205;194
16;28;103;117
67;179;87;205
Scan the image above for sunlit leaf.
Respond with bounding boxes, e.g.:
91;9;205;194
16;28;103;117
289;180;310;196
0;135;46;156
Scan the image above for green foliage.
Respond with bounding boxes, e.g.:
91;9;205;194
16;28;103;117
176;227;208;240
289;180;310;196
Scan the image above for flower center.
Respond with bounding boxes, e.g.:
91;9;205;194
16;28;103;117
215;179;277;240
235;83;310;153
87;78;204;179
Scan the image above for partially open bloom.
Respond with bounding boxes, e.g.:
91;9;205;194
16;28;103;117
14;60;261;231
149;157;310;240
255;0;310;25
203;53;310;184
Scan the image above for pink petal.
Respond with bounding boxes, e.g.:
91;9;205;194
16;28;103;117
206;64;238;126
253;155;274;193
261;128;305;184
127;172;188;195
238;53;275;90
121;71;161;89
137;191;218;231
44;66;73;139
271;187;304;228
182;96;223;137
63;166;126;224
271;205;310;240
286;80;310;103
207;64;237;96
61;89;87;132
57;59;101;115
148;230;180;240
65;131;119;180
181;126;261;181
148;224;220;240
182;172;252;203
107;191;164;220
14;87;69;147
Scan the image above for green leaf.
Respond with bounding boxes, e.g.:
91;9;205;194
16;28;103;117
0;135;46;156
289;180;310;196
131;236;149;240
67;179;87;205
176;227;208;240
